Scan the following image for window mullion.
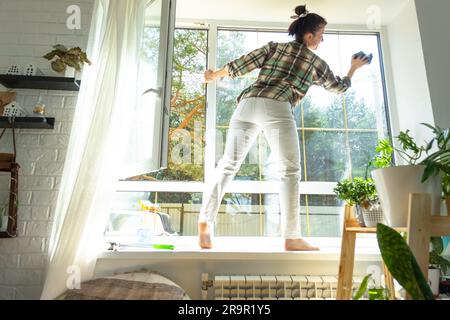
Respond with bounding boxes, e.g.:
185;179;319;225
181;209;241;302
204;23;218;185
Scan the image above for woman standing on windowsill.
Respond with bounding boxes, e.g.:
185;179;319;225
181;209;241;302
198;5;369;250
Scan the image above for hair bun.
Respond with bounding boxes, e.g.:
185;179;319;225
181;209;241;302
295;5;307;16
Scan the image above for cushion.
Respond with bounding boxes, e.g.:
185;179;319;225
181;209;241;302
59;270;190;300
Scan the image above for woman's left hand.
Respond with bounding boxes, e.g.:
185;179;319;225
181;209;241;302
204;69;215;83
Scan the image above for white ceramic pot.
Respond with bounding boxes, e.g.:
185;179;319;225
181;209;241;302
428;268;441;297
64;67;81;80
371;165;441;227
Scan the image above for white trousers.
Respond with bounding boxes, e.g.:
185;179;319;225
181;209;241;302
198;97;302;239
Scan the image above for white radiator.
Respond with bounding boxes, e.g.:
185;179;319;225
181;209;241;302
202;274;367;300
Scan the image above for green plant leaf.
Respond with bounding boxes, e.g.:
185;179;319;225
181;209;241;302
376;223;435;300
353;274;372;300
431;237;444;255
43;50;59;60
53;44;68;52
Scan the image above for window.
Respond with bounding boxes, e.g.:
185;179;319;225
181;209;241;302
106;24;391;242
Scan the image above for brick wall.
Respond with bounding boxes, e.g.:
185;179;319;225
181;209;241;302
0;0;94;299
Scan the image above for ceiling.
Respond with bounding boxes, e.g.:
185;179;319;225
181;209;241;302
176;0;411;26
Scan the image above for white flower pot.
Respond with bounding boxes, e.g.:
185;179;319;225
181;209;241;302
371;165;441;227
428;268;440;297
64;67;81;80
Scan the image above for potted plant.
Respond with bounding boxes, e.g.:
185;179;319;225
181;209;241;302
371;124;450;227
377;223;435;300
333;177;380;227
43;44;91;78
353;274;390;300
429;236;450;297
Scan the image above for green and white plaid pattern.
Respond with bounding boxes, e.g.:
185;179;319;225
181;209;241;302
224;41;351;107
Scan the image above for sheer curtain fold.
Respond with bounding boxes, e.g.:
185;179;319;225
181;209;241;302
41;0;149;300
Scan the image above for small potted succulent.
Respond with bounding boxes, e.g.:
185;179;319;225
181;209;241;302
43;44;92;78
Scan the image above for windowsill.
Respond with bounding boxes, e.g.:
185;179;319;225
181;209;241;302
98;236;382;261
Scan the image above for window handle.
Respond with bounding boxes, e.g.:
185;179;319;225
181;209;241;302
142;88;162;97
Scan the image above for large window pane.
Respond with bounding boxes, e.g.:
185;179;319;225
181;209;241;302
106;192;202;239
303;130;348;182
134;28;208;182
216;30;292;181
111;29;392;240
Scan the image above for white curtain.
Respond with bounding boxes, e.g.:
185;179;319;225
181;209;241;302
41;0;150;299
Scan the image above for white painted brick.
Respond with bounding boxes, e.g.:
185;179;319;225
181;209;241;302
54;108;75;122
25;11;66;23
18;206;32;220
0;33;20;45
39;135;69;148
19;34;56;46
1;269;43;286
22;95;40;108
0;237;45;254
17;221;27;237
58;122;73;135
18;191;33;205
30;190;58;206
39;22;76;35
24;221;53;237
63;96;79;108
56;148;67;162
17;134;40;146
0;0;93;296
14;286;43;300
31;206;50;221
16;148;58;163
21;176;54;191
0;286;15;300
44;95;65;109
15;22;42;35
34;161;64;176
0;175;9;190
0;254;20;269
53;175;62;190
17;162;36;175
19;253;47;269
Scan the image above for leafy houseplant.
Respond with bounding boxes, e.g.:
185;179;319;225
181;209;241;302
43;44;92;75
371;123;449;227
334;177;380;227
430;236;450;276
377;223;435;300
353;274;390;300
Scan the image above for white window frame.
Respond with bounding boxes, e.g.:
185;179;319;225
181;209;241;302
114;19;394;244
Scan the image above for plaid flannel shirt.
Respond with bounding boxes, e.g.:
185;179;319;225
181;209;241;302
224;41;351;107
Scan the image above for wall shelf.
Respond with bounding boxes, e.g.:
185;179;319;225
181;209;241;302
0;117;55;129
0;75;80;91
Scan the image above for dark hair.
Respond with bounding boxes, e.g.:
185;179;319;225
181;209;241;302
288;5;327;43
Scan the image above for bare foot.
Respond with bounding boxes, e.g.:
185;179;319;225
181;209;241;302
285;238;320;251
198;222;213;249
